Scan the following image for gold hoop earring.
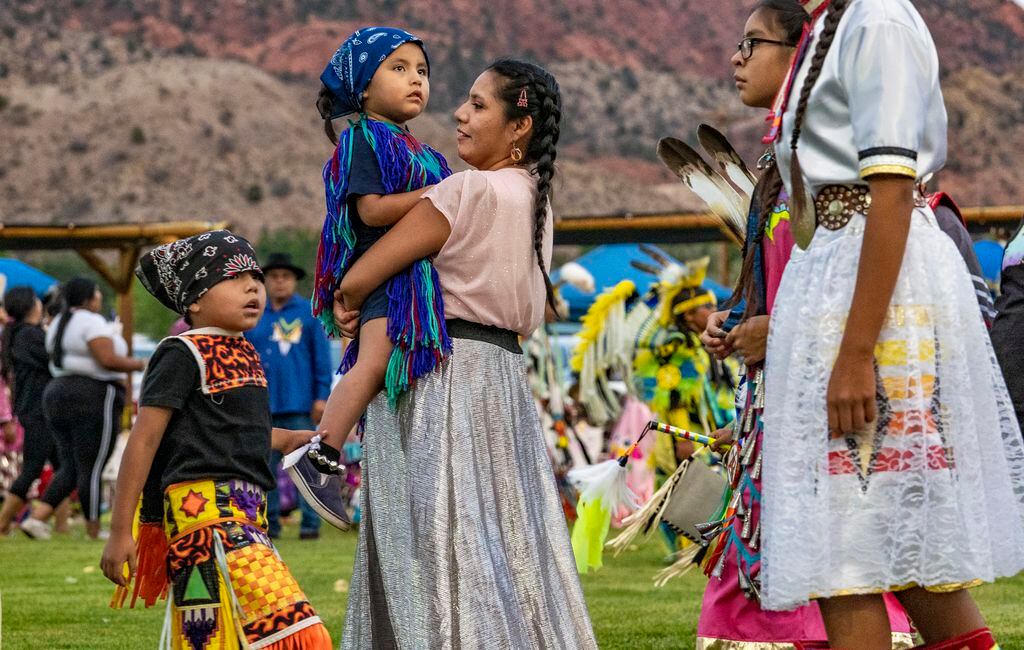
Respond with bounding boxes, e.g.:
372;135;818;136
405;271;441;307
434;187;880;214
510;144;523;163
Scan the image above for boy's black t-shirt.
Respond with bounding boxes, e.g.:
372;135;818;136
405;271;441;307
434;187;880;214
140;338;275;492
347;126;389;256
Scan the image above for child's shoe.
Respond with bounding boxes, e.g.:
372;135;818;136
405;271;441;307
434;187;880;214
287;444;351;531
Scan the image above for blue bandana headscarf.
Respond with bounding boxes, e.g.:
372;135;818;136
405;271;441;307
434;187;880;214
320;27;429;119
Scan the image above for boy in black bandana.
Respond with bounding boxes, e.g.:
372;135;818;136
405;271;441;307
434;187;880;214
100;230;333;649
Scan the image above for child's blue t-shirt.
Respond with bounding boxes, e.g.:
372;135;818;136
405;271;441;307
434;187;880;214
347;126;388;256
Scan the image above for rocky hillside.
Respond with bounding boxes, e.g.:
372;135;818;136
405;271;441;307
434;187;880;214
1;0;1021;235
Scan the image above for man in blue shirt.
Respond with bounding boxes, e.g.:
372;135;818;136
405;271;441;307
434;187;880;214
246;252;333;539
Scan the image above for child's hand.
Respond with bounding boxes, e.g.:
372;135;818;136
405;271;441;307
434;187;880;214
101;532;136;587
271;427;315;454
333;289;360;338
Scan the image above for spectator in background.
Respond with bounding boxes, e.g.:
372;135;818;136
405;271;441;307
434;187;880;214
929;192;997;326
992;218;1024;436
20;278;144;540
245;253;332;539
0;287;58;535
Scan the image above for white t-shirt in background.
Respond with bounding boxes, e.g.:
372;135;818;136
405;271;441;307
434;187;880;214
46;310;128;381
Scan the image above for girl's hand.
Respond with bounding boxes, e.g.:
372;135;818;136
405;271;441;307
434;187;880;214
725;315;770;365
2;420;16;444
709;425;735;453
101;532;137;587
701;310;733;360
826;351;877;438
333;289;360;338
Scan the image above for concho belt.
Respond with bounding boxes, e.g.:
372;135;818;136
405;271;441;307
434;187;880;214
814;184;872;231
812;184;928;231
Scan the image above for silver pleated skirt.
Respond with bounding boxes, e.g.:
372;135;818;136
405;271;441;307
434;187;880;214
341;335;597;649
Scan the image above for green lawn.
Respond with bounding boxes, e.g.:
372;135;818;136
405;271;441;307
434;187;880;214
1;523;1022;648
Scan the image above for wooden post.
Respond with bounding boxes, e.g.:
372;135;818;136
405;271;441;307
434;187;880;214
718;242;731;286
117;246;140;354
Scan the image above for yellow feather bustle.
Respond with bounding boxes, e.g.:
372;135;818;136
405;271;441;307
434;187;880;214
570;280;637;425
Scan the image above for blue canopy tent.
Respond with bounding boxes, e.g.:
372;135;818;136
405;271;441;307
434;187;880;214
0;258;58;298
551;244;731;322
973;240;1005;293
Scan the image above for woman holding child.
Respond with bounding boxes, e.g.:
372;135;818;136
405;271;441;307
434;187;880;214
311;29;598;649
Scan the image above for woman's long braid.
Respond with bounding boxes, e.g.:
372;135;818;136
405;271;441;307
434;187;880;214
530;82;561;312
488;59;563;313
788;0;851;226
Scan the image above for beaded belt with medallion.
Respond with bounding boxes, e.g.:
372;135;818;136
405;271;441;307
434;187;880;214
814;184;928;231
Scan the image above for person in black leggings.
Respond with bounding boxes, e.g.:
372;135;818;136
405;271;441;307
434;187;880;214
19;278;143;540
0;287;59;535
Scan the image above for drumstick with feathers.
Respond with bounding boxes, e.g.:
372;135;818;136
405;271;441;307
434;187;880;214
567;420;729;573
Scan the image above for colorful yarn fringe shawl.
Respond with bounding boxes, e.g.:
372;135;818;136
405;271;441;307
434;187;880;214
313;116;453;405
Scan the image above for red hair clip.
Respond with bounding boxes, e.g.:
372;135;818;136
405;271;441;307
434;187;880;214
517;88;528;108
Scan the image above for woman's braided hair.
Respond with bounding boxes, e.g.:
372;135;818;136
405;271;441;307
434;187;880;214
788;0;851;225
487;58;562;312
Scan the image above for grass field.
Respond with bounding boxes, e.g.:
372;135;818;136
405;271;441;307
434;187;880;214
1;523;1023;649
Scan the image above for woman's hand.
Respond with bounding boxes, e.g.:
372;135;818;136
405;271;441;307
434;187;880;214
333;289;360;339
826;350;877;438
701;310;733;360
100;531;136;587
725;315;770;365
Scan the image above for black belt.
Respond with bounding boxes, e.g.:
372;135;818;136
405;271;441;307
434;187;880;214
446;319;521;354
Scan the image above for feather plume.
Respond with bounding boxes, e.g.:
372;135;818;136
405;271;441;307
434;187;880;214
657;137;746;246
558;261;595;294
697;124;756;197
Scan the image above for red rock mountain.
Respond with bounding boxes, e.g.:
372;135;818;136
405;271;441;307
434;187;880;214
1;0;1021;234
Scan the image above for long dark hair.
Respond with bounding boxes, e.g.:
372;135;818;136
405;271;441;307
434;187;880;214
1;286;38;383
50;277;99;369
486;58;562;312
728;0;810;318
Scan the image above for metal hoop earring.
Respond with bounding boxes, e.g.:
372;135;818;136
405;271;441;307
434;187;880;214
510;144;523;163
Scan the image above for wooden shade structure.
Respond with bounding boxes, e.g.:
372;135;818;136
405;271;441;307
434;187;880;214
553;205;1023;283
553;205;1024;245
0;220;229;353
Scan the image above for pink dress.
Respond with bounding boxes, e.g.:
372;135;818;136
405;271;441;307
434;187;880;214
695;192;914;649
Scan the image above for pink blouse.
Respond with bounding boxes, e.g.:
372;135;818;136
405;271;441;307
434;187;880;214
423;168;553;338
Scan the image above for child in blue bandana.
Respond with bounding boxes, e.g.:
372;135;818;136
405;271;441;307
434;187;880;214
294;27;452;491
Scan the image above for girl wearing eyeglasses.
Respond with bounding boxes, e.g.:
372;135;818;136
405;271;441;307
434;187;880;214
698;2;914;648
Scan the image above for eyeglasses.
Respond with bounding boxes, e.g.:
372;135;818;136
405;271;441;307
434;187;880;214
737;37;795;61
